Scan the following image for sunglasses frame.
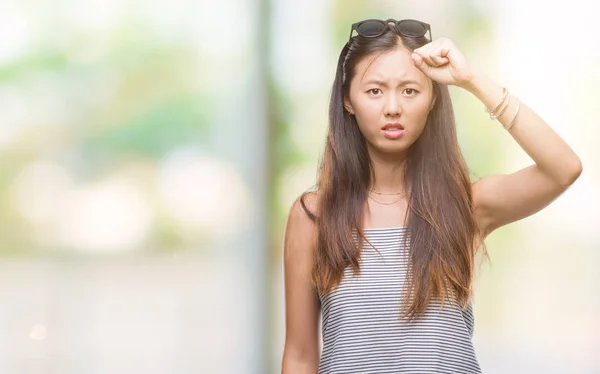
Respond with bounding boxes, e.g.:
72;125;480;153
348;18;432;42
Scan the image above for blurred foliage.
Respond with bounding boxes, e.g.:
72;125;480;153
0;13;212;255
82;93;210;168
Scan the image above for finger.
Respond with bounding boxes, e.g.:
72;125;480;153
414;42;443;66
415;40;448;67
421;51;447;67
421;53;438;67
411;52;423;67
411;52;431;74
431;54;449;66
413;48;434;66
436;45;452;59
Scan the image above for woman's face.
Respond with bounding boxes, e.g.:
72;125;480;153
344;47;435;157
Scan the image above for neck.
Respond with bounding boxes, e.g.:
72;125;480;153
367;147;408;194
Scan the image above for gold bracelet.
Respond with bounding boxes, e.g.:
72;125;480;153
493;94;511;120
485;87;508;117
504;98;520;130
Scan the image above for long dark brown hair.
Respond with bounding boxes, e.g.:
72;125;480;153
300;26;487;320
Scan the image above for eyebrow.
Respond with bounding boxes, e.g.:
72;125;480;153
363;79;421;87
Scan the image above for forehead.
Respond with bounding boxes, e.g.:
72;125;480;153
353;48;429;86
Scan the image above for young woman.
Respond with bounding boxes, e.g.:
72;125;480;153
281;19;582;373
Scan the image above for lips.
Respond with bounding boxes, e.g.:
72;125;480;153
381;123;405;140
382;123;405;130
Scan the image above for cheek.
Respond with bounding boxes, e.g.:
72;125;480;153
414;106;431;123
354;99;380;116
353;102;381;129
405;101;431;122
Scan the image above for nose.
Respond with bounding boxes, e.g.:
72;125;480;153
384;92;402;117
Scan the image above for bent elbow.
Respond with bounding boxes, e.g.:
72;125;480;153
560;157;583;187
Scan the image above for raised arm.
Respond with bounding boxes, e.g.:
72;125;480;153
463;73;582;236
411;38;582;237
281;193;321;374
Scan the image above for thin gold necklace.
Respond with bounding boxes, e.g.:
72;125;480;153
369;188;405;196
367;193;405;205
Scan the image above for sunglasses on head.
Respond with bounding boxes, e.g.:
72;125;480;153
348;19;432;42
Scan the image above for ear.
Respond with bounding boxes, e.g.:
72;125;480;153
343;97;355;115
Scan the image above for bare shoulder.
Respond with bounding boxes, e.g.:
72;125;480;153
296;191;319;220
284;191;319;259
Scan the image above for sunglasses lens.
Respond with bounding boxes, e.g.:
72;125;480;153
357;21;387;37
397;20;427;37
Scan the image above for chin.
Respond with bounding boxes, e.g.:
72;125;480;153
375;142;410;155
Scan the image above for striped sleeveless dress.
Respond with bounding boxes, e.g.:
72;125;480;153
317;227;481;373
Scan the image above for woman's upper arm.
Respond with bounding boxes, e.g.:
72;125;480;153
472;163;580;236
282;193;321;370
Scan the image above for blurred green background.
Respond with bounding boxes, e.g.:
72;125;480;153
0;0;598;373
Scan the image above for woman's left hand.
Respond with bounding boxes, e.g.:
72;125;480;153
411;37;476;88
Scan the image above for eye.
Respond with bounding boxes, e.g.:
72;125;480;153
367;88;383;95
403;88;419;96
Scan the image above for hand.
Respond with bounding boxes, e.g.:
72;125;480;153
410;37;476;88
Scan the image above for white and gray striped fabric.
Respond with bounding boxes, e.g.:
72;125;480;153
318;227;481;374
